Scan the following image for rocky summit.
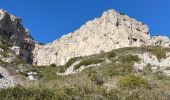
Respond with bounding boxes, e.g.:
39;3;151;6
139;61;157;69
0;9;35;63
33;9;170;66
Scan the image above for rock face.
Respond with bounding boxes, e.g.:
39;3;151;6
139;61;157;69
134;52;170;76
33;9;151;66
0;9;34;63
1;9;169;66
150;36;170;47
0;67;16;89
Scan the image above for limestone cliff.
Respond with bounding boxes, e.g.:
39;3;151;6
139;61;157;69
33;9;151;66
1;9;169;66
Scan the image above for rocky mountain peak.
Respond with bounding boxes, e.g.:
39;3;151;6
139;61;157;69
33;9;151;66
0;9;33;44
0;9;34;63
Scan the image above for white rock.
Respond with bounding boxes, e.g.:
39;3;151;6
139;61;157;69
0;48;3;52
134;52;170;76
1;53;16;63
150;36;170;47
0;67;16;89
27;72;38;80
11;46;20;55
33;9;151;66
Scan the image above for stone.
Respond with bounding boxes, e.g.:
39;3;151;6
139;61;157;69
150;36;170;47
0;9;35;64
134;52;170;75
27;72;38;80
0;67;16;89
10;46;20;55
33;9;151;66
1;53;16;63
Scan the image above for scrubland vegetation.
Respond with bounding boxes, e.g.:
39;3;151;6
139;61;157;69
0;46;170;100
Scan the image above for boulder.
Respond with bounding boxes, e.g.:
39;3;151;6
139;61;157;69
0;67;16;89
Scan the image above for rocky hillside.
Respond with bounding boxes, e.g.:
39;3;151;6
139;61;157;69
1;9;169;67
1;9;170;99
33;9;170;66
1;46;170;99
0;9;35;90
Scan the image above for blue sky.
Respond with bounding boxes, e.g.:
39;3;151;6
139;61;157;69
0;0;170;44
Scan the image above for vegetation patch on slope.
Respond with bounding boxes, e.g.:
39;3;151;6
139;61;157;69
0;46;170;99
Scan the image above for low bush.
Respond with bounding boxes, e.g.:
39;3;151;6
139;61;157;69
146;46;167;61
0;85;57;100
118;74;149;89
107;51;116;59
58;57;82;73
50;63;56;67
86;62;134;80
153;71;170;80
65;57;82;68
117;54;140;64
141;64;152;75
106;89;120;100
106;63;134;77
74;57;104;70
88;71;104;85
58;66;66;73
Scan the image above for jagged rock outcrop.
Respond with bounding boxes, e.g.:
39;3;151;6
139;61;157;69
0;67;16;89
0;9;34;63
33;9;151;66
134;52;170;76
150;36;170;47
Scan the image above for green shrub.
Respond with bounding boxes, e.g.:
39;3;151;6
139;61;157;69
50;63;56;67
106;63;134;77
95;78;104;86
125;93;139;100
110;46;168;61
117;54;140;64
65;57;82;68
153;71;170;80
118;74;149;89
74;57;104;70
0;40;12;49
58;66;66;73
106;89;120;100
107;51;116;59
86;62;134;79
141;64;152;75
0;85;71;100
58;57;82;72
146;46;167;61
88;72;104;85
